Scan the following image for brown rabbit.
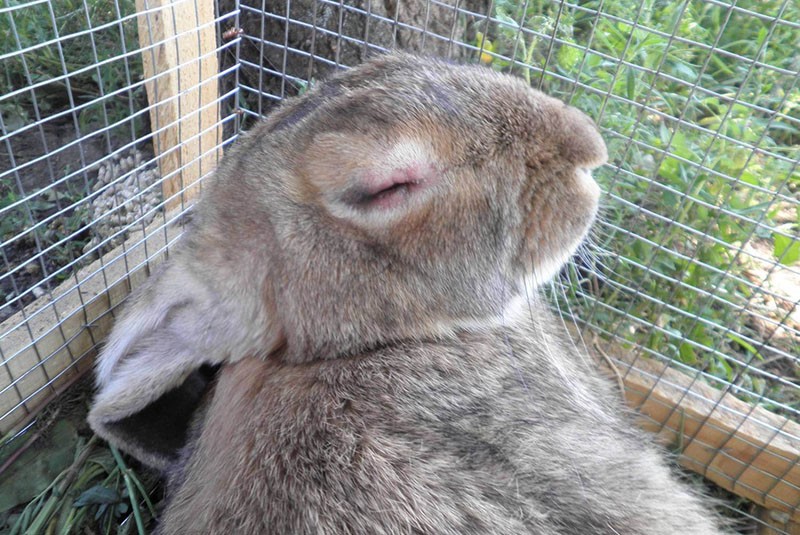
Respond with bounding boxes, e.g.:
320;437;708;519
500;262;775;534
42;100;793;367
89;53;725;534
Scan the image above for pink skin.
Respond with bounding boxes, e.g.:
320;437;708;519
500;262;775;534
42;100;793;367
361;163;438;210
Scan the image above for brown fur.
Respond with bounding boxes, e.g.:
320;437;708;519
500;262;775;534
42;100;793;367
89;54;725;533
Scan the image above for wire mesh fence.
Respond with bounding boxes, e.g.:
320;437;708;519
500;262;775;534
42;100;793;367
0;0;240;434
0;0;798;532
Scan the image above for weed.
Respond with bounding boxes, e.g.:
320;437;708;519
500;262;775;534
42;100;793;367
476;0;799;408
1;426;159;534
0;0;146;141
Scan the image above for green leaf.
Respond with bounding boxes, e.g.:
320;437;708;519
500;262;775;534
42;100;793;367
557;44;581;72
738;170;759;186
679;342;697;364
0;420;78;513
725;332;761;358
495;11;519;29
625;68;636;100
773;233;800;265
73;486;121;508
709;357;734;382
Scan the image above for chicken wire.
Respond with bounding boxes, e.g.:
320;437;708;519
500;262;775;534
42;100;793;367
0;0;798;531
0;0;240;432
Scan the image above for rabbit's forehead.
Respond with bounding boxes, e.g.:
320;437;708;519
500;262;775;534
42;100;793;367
314;71;529;127
270;59;560;155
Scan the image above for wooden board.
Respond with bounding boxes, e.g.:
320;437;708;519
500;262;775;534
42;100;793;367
136;0;222;209
759;507;800;534
591;336;800;523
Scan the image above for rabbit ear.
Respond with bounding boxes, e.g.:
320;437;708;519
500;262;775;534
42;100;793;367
91;364;218;470
88;258;283;470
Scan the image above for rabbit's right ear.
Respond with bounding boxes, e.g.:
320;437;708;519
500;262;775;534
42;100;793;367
88;258;283;470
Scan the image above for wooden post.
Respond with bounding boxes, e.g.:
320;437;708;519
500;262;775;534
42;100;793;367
136;0;221;209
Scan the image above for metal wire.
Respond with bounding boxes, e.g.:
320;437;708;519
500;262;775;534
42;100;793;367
0;0;241;427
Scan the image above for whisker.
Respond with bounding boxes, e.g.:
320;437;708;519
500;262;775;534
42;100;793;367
551;263;593;365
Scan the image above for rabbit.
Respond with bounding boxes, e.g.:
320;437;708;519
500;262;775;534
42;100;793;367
88;53;726;534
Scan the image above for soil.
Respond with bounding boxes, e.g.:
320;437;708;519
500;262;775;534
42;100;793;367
739;208;800;410
1;116;108;194
0;116;140;323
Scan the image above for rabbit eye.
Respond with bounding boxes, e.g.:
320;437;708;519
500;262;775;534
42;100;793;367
373;181;416;200
308;136;440;218
340;171;425;210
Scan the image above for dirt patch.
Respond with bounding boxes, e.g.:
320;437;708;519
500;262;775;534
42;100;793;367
742;239;800;350
740;239;800;400
0;117;151;324
0;117;114;195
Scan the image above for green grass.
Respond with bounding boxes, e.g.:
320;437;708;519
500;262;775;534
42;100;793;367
0;383;160;535
3;439;158;535
1;0;145;135
476;0;799;409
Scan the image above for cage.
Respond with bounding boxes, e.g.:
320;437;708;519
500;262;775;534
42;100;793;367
0;0;798;532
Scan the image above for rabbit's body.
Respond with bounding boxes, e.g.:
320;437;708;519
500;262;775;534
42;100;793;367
162;306;720;534
89;54;725;533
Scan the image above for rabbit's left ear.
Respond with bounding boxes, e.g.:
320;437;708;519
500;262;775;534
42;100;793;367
90;363;218;471
88;259;283;470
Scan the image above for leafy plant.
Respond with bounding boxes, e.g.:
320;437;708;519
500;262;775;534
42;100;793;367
0;0;147;140
2;436;158;535
474;0;799;409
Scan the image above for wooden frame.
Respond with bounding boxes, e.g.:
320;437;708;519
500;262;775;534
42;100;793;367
592;336;800;526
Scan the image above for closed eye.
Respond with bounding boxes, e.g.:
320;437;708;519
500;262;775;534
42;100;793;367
340;173;425;209
369;180;420;204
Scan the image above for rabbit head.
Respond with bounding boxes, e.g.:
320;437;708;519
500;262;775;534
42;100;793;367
88;53;607;469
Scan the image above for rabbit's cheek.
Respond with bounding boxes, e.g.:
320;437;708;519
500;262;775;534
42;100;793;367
559;168;600;245
518;174;597;285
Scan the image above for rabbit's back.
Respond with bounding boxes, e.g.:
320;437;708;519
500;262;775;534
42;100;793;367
159;304;721;535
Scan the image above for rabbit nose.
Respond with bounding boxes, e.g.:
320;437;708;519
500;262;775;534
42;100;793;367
560;106;608;169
